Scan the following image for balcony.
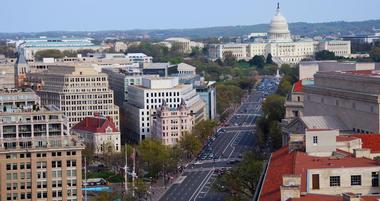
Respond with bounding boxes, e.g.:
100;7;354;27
0;136;84;152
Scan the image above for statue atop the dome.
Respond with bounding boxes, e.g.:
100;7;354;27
277;2;280;10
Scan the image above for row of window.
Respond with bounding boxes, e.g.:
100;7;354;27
328;173;379;187
146;92;180;98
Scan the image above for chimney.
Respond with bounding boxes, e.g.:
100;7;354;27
343;193;361;201
353;148;371;158
280;175;301;201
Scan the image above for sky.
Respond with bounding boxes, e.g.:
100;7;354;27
1;0;380;33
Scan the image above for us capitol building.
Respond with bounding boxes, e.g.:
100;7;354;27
208;3;351;64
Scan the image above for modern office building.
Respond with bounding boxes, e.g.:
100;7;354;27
194;80;217;120
71;114;121;154
303;70;380;133
16;37;101;62
125;53;153;64
26;65;119;129
208;4;351;64
259;129;380;201
126;77;206;141
0;89;83;201
152;100;194;146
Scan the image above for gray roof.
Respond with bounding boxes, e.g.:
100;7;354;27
300;116;349;130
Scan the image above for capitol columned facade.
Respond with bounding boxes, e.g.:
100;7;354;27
208;3;351;64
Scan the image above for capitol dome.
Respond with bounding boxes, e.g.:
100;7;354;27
268;3;292;42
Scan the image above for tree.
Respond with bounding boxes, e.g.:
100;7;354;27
249;55;265;68
266;53;273;64
223;51;236;66
370;46;380;62
214;152;263;200
34;49;64;61
179;133;202;159
95;192;119;201
315;50;336;60
262;95;285;121
82;143;96;164
192;120;218;142
137;139;170;178
268;121;282;149
276;78;292;96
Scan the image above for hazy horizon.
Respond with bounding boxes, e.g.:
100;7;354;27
2;0;380;33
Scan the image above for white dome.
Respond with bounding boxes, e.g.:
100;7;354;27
267;3;292;42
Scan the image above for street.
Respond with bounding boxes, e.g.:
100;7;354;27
159;77;278;201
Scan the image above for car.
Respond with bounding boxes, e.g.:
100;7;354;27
194;161;203;165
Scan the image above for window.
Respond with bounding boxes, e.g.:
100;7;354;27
372;172;379;187
330;176;340;186
351;175;361;186
313;136;318;144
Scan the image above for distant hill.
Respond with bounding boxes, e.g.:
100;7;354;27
1;19;380;40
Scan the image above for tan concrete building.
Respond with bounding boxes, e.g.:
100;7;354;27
303;70;380;133
26;65;119;129
152;100;194;146
0;89;83;201
0;56;16;89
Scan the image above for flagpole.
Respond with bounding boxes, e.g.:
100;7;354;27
125;144;128;194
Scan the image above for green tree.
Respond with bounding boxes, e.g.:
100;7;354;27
315;50;336;60
193;120;218;142
268;121;282;149
95;191;119;201
370;46;380;62
214;152;263;200
179;133;202;159
34;49;64;61
262;95;285;121
223;51;236;66
266;53;273;64
138;139;170;178
249;55;265;68
276;78;292;96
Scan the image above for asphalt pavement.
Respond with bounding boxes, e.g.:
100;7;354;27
159;77;279;201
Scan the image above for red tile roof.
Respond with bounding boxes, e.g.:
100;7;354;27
259;146;380;201
289;194;380;201
353;134;380;153
293;80;303;92
336;135;359;142
72;115;119;133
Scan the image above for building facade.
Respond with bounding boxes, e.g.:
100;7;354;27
152;100;194;146
0;89;83;201
126;77;206;141
259;129;380;201
16;37;101;62
71;115;121;154
26;65;119;129
208;4;351;64
303;70;380;133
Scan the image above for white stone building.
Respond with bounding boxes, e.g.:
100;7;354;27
26;65;119;129
71;115;121;154
126;76;206;141
161;38;204;54
208;4;351;64
152;100;194;146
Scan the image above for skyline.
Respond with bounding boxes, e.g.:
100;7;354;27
1;0;380;33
